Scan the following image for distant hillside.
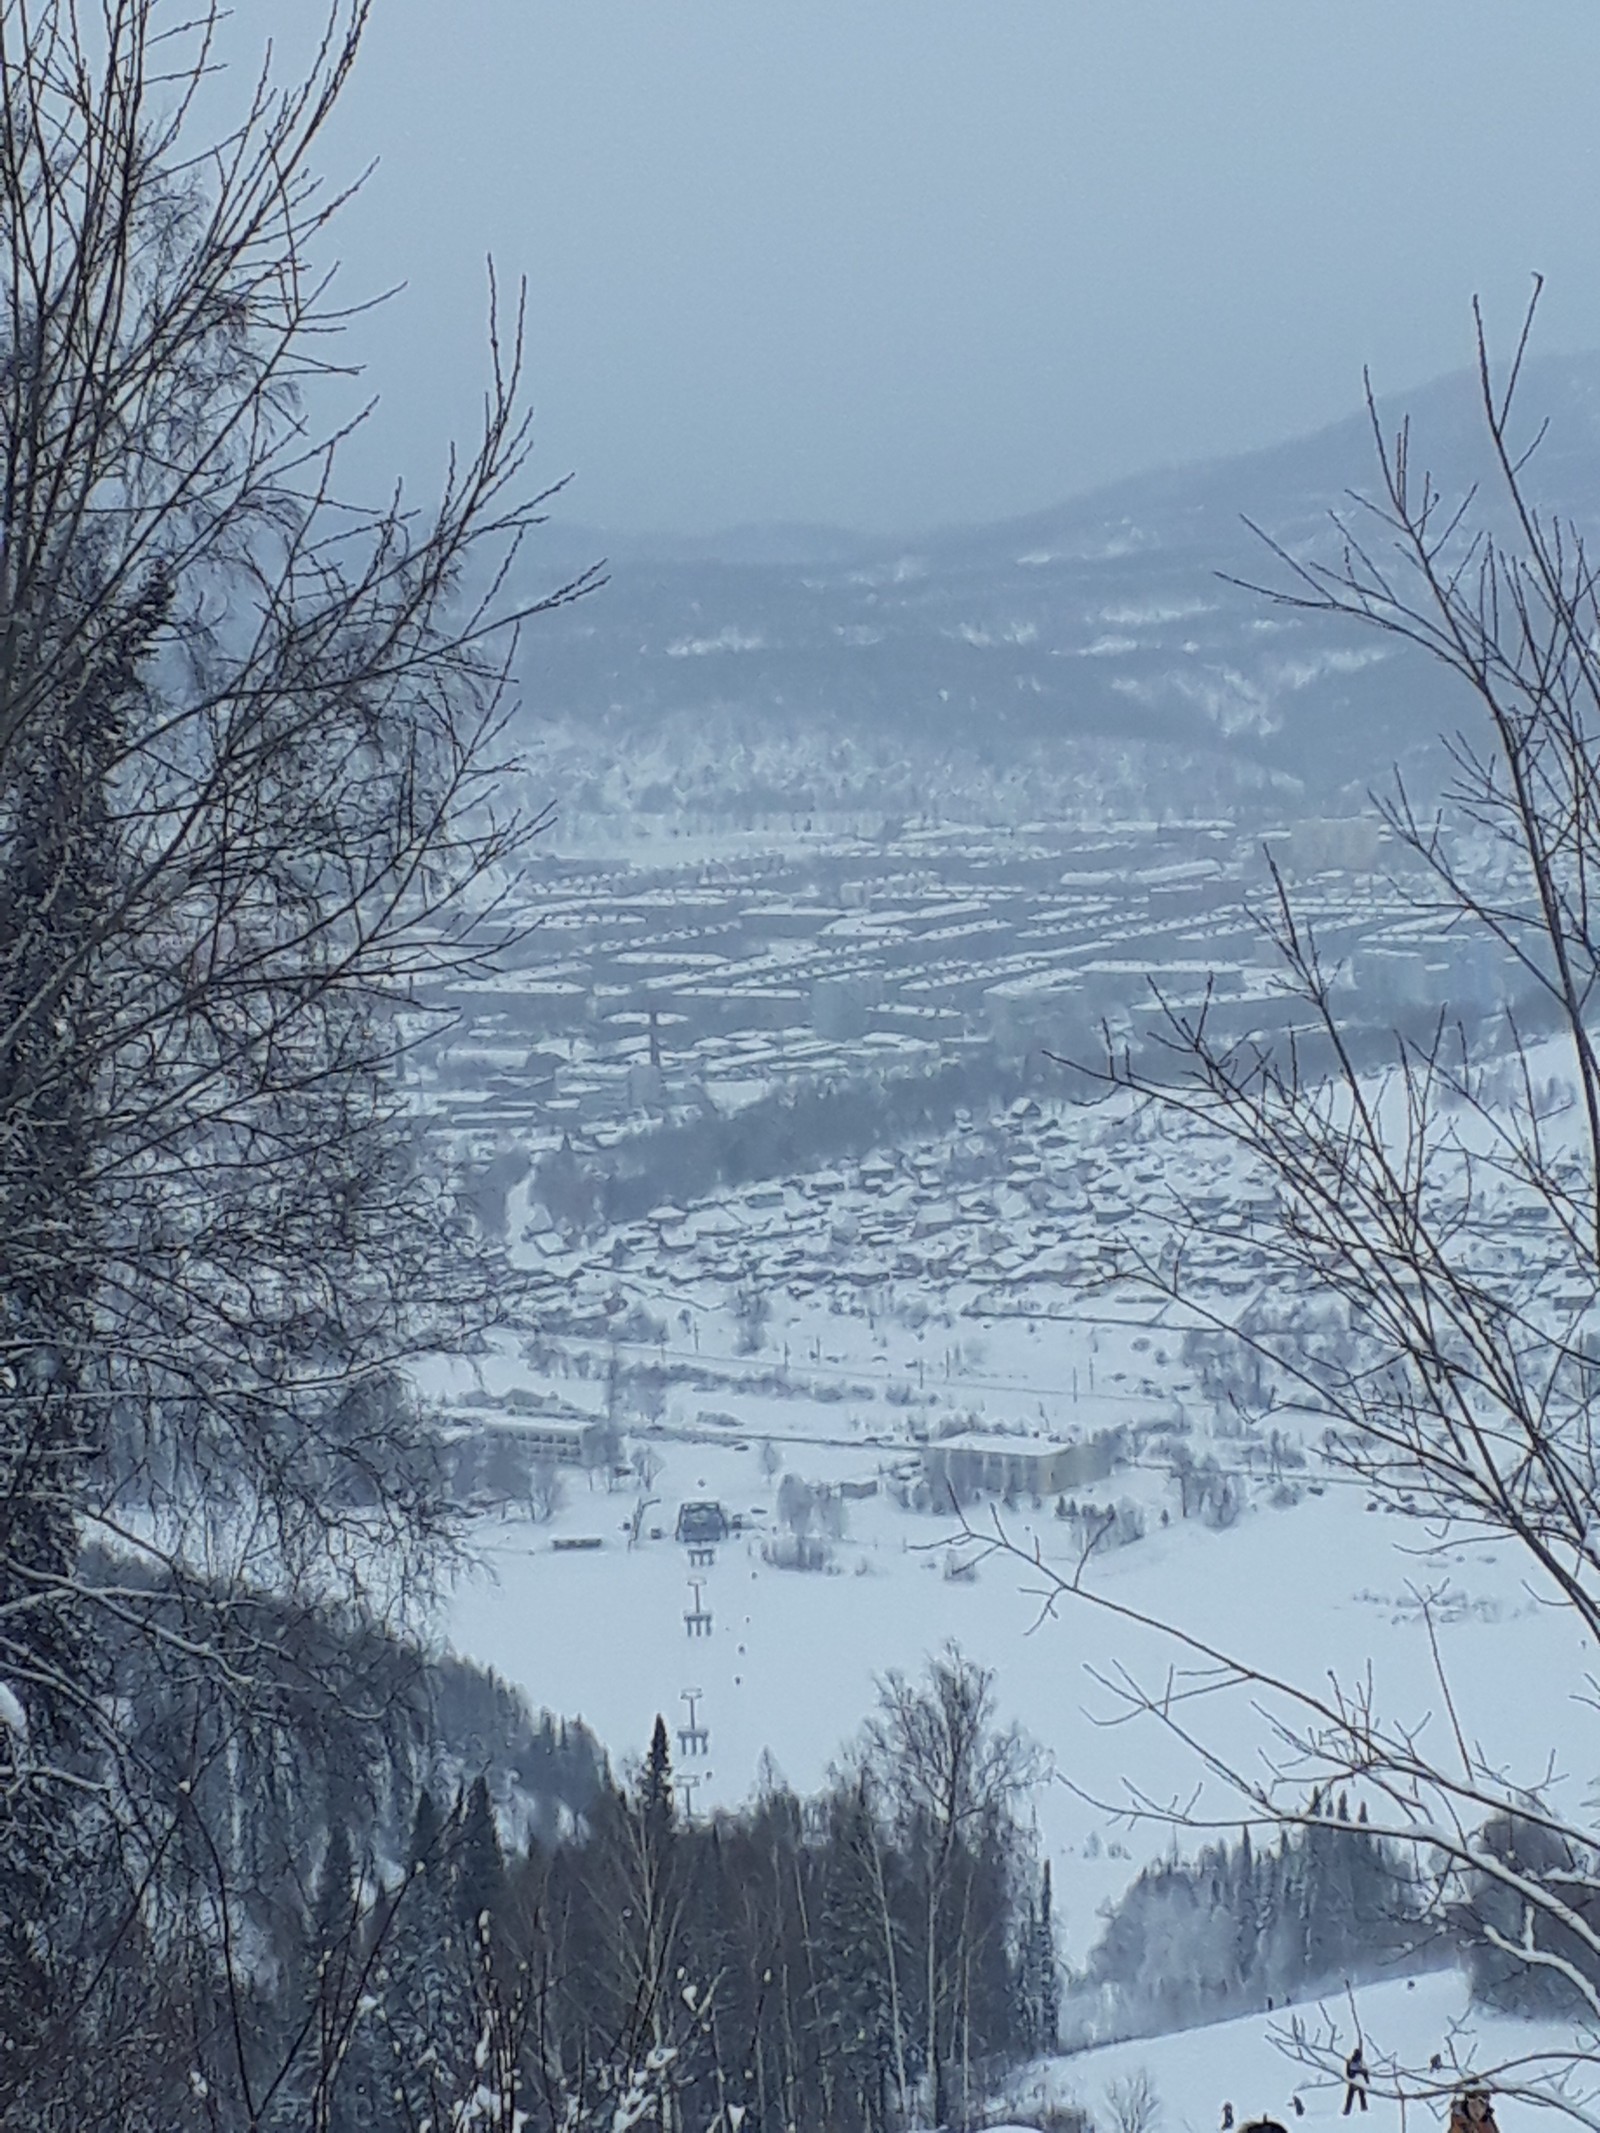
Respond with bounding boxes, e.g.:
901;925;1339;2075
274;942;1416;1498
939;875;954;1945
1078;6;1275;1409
513;352;1600;839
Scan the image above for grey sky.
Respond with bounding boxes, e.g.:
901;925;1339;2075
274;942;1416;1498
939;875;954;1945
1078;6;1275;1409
297;1;1600;535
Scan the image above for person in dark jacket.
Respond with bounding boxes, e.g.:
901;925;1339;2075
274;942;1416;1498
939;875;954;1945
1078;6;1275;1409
1343;2047;1369;2115
1449;2091;1499;2133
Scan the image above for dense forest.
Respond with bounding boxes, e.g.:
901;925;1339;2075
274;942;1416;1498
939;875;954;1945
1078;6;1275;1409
1066;1802;1436;2048
14;1646;1052;2132
17;1615;1475;2130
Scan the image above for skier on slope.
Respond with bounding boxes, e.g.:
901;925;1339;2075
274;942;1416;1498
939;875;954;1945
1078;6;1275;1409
1343;2046;1370;2116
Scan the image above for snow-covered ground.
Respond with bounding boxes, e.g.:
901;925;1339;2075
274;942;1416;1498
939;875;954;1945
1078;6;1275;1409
1012;1970;1589;2133
439;986;1596;1995
448;1421;1591;1965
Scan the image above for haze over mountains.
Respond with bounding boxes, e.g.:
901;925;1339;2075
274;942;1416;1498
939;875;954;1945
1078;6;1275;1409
521;352;1600;841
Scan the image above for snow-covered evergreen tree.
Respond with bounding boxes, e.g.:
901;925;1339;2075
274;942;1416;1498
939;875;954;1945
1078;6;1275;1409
372;1790;478;2130
457;1775;507;1938
817;1778;904;2133
1074;1814;1425;2045
1019;1860;1061;2053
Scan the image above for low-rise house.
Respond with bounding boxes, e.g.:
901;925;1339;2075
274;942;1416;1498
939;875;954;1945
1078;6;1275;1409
921;1430;1121;1500
499;1415;611;1467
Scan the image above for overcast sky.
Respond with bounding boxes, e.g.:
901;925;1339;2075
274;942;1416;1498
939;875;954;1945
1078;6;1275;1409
289;1;1600;535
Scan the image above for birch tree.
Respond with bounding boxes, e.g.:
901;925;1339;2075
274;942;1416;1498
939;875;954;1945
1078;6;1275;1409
0;1;591;2114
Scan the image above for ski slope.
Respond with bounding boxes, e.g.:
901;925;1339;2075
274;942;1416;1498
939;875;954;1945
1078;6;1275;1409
1011;1971;1592;2133
448;1428;1595;1964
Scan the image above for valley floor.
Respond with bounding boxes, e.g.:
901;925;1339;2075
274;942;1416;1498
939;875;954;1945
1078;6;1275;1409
449;1433;1592;1965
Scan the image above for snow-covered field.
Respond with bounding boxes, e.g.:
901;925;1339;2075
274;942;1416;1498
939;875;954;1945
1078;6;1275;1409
448;1421;1591;1964
1014;1971;1589;2133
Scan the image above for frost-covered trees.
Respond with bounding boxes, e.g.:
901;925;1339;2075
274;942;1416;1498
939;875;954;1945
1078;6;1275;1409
859;1647;1045;2128
14;1666;1044;2133
371;1791;483;2130
1018;1861;1062;2054
1015;301;1600;2118
817;1776;909;2133
734;1279;772;1354
1460;1810;1600;2018
527;1457;568;1524
434;1670;1045;2133
1072;1809;1424;2044
607;1715;687;2080
1104;2069;1162;2133
0;1;589;2114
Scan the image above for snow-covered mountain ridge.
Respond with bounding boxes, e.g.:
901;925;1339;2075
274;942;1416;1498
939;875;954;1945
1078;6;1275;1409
517;353;1600;838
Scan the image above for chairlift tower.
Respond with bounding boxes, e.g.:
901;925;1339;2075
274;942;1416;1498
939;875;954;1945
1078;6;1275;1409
684;1577;713;1638
677;1687;709;1758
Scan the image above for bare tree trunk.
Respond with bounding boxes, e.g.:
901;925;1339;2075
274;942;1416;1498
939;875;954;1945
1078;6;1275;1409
791;1839;833;2131
926;1880;944;2129
860;1652;1041;2130
862;1794;912;2121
